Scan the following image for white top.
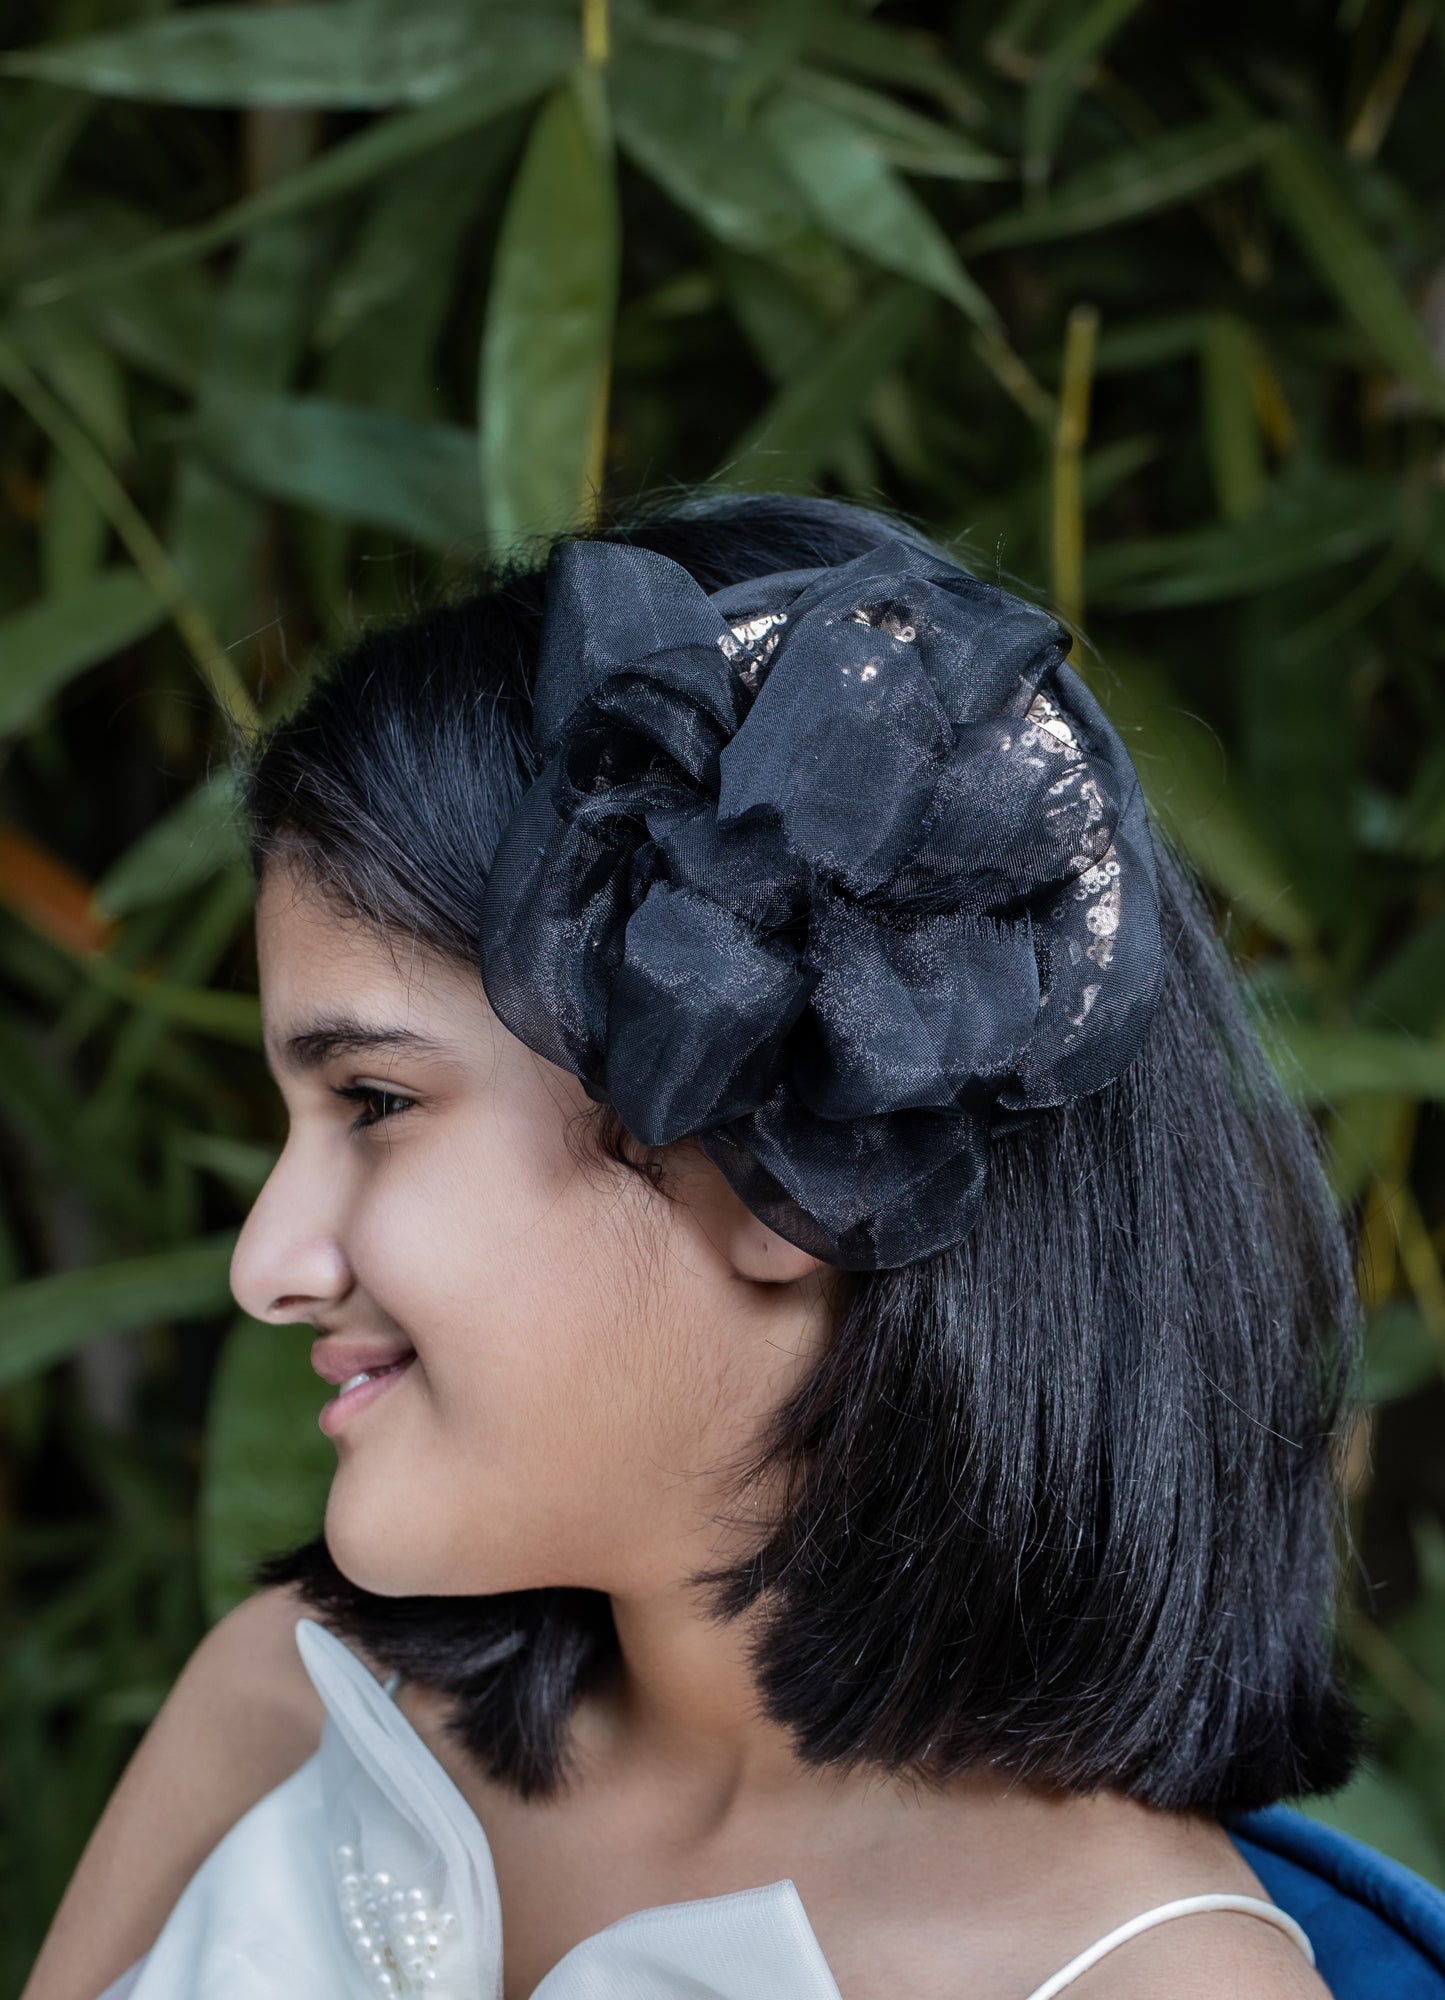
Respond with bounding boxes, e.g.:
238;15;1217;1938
90;1617;1314;2000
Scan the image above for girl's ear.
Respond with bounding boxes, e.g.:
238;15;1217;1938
665;1137;829;1285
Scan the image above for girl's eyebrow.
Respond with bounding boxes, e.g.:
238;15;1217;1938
268;1015;453;1077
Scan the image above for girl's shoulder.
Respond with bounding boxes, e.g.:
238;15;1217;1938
22;1587;328;2000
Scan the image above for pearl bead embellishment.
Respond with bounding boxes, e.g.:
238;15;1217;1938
334;1844;462;1995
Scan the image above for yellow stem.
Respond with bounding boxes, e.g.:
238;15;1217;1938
1050;302;1099;635
1347;0;1433;163
582;0;610;65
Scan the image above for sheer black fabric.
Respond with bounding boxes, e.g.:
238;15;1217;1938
478;536;1162;1269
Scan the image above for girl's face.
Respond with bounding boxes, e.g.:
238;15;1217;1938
230;862;836;1600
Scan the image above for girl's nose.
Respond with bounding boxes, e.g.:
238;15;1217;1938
229;1154;352;1327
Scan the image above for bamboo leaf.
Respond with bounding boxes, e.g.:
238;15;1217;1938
0;569;163;737
21;75;556;308
967;118;1274;249
93;770;244;919
1359;912;1445;1038
725;0;828;124
1265;130;1445;418
4;0;576;109
1199;313;1267;522
170;223;313;643
185;391;487;548
479;69;619;550
717;282;929;490
760;92;998;332
787;70;1007;181
1023;0;1149;186
1236;591;1358;927
1363;1302;1444;1405
611;41;809;253
796;13;985;123
75;952;262;1045
1090;647;1317;950
40;447;108;596
317;126;511;351
1260;1024;1445;1104
1088;472;1400;609
199;1314;333;1622
0;1234;238;1389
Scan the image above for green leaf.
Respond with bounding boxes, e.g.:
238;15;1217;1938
0;568;163;737
966;118;1273;249
199;1314;334;1622
1199;314;1266;522
170;222;314;642
1258;1023;1445;1105
186;391;487;548
0;1234;238;1389
1023;0;1148;187
317;126;510;351
1087;473;1399;609
4;0;577;108
760;92;998;332
796;12;985;124
93;769;245;919
1265;131;1445;419
715;247;826;382
170;1134;278;1202
1235;591;1357;928
479;69;619;551
323;128;505;421
40;446;108;596
611;40;809;253
725;0;828;124
1358;911;1445;1039
0;1010;154;1232
76;951;262;1045
1362;1302;1444;1405
717;281;929;490
29;317;131;461
1089;646;1317;950
787;70;1008;182
22;73;557;308
1092;313;1212;373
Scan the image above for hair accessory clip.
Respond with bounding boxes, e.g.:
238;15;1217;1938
478;535;1162;1270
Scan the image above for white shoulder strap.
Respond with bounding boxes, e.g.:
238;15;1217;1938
1022;1893;1315;2000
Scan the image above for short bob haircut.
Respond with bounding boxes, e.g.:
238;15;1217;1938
245;489;1363;1816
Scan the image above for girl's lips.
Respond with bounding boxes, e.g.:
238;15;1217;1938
318;1352;417;1437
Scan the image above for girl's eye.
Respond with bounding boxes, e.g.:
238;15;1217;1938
331;1084;416;1133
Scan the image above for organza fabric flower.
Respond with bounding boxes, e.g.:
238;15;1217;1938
478;536;1162;1270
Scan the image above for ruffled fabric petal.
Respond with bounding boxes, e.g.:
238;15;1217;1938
794;901;1040;1121
533;542;745;758
701;1097;992;1273
606;882;812;1143
717;609;951;896
478;533;1165;1270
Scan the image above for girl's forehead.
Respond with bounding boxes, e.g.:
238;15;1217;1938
256;874;484;1049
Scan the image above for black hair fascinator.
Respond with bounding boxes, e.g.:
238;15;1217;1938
478;535;1163;1270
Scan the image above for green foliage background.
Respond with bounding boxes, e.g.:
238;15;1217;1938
3;0;1445;1983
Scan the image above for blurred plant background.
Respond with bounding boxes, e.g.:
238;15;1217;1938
3;0;1445;1982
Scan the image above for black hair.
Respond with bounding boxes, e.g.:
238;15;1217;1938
243;488;1363;1815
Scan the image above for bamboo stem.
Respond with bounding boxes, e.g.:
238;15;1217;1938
1050;302;1099;635
582;0;610;65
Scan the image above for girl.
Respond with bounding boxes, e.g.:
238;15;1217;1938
29;492;1372;1999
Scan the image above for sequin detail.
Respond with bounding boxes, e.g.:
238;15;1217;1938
718;609;787;687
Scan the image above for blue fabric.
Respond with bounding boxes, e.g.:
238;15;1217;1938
1227;1805;1445;1997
